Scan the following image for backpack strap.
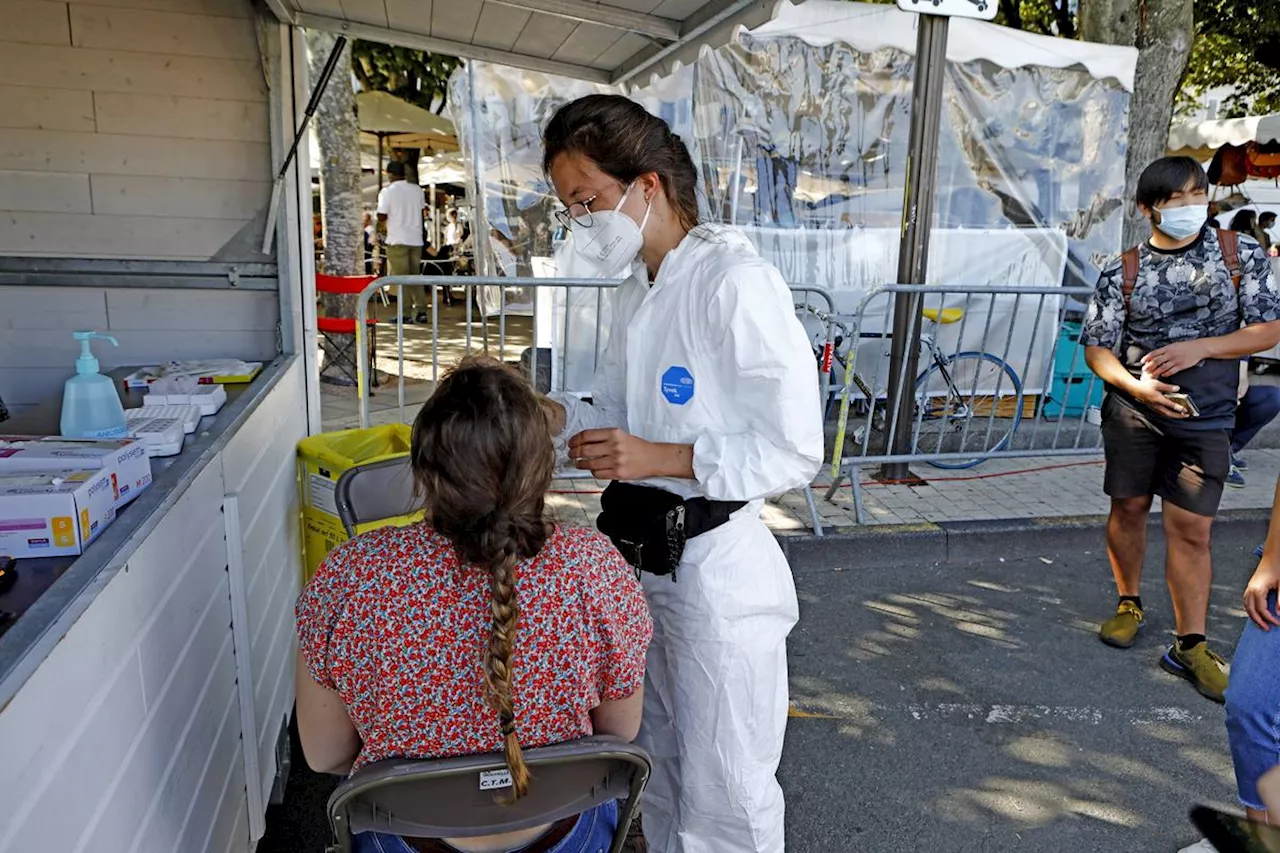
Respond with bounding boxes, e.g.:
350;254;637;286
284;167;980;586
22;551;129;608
1120;246;1140;311
1218;228;1242;289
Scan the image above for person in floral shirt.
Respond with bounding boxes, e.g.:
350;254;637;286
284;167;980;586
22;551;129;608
1082;156;1280;703
295;358;652;853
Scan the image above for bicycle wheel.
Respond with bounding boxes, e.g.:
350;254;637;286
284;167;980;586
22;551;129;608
911;352;1023;469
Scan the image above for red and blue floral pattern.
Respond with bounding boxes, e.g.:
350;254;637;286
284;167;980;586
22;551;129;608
296;524;652;771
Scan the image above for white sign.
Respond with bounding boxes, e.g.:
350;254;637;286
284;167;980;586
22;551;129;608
479;769;513;791
896;0;998;21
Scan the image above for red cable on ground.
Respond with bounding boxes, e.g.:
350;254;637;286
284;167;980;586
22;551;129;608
853;458;1104;487
547;459;1104;495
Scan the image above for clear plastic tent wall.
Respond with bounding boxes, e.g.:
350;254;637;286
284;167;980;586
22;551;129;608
449;4;1132;397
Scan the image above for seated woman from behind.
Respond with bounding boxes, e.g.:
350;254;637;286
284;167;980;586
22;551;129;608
294;357;653;853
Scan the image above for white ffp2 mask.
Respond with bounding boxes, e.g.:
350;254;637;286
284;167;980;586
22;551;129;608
570;181;651;278
1155;205;1207;241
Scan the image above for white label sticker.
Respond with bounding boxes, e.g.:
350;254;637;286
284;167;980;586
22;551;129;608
479;769;513;791
308;473;339;517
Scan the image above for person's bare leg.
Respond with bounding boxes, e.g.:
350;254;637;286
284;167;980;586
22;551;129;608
1162;502;1214;636
1108;495;1153;596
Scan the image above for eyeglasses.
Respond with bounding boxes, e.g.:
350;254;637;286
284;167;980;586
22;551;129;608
554;195;598;231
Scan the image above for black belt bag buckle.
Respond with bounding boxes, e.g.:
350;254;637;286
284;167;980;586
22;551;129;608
598;483;742;579
600;485;687;578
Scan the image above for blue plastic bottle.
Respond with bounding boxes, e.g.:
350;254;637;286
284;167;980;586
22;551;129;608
60;331;128;439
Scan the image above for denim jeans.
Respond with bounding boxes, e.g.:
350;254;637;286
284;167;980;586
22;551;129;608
1232;385;1280;455
351;800;618;853
1225;592;1280;810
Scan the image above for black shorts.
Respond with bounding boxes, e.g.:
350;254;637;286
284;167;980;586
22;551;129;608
1100;393;1231;517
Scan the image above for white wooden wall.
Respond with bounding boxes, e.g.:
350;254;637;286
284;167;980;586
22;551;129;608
0;0;271;259
0;286;279;411
221;358;306;834
0;358;306;853
0;0;281;414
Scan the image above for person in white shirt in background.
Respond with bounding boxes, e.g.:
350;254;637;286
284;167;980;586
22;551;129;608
443;208;462;249
377;160;427;323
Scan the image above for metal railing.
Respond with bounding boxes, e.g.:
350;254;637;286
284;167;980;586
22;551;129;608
824;283;1105;523
353;275;619;428
344;274;836;535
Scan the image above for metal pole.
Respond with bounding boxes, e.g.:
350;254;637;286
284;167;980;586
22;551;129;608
429;181;437;247
883;13;950;480
466;60;494;353
260;33;348;255
377;133;384;192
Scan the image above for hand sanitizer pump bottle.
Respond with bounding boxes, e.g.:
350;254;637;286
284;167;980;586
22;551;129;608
60;331;128;439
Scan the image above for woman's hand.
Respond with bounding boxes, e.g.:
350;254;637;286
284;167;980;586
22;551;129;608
1244;551;1280;631
568;429;692;481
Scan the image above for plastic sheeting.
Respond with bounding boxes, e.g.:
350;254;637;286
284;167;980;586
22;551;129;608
449;5;1131;395
695;28;1129;270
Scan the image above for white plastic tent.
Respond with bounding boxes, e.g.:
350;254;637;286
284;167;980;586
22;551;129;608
1167;113;1280;161
744;0;1137;91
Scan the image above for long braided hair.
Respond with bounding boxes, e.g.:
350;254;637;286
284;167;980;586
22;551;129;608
410;357;555;799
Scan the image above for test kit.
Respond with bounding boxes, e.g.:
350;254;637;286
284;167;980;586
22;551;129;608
0;469;117;557
0;436;152;510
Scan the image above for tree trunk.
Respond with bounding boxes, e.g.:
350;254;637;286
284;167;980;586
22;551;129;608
307;30;364;384
1080;0;1194;247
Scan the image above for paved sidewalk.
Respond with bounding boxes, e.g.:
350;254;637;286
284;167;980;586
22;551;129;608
546;449;1280;535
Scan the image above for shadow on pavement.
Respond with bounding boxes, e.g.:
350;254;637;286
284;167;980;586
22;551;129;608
782;521;1263;852
263;520;1266;851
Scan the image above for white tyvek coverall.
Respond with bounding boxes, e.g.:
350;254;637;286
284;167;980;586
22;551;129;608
553;224;823;853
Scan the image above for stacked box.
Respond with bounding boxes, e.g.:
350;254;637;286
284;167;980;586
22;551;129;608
1043;321;1104;418
0;469;117;557
0;436;152;510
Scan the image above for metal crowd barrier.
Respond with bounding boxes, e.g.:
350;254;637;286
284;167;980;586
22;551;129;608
790;285;838;406
824;283;1105;524
347;274;835;535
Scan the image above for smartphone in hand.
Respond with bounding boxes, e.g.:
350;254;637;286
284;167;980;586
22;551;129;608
1165;392;1201;418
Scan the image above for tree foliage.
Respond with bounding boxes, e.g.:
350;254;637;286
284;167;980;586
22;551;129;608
867;0;1278;118
351;41;461;114
994;0;1075;37
1178;0;1280;117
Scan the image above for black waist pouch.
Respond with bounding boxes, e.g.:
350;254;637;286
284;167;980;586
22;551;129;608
597;482;746;577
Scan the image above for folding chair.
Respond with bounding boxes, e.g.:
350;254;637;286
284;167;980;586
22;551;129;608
326;737;650;853
317;273;379;387
334;456;419;537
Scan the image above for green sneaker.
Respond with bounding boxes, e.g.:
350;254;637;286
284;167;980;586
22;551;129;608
1099;600;1145;648
1160;641;1230;703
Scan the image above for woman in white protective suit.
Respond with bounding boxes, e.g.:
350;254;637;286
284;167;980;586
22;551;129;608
539;95;824;853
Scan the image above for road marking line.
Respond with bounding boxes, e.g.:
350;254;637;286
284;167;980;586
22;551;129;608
788;700;1204;725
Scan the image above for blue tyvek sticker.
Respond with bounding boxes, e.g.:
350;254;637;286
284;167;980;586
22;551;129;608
661;366;695;405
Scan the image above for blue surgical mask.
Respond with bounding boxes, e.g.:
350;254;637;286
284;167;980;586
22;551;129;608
1154;205;1207;241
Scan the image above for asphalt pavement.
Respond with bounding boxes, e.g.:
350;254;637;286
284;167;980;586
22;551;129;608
261;515;1268;852
781;518;1266;852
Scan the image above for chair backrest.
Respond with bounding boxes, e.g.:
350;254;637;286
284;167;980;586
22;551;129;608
334;456;420;537
327;736;650;853
317;273;379;296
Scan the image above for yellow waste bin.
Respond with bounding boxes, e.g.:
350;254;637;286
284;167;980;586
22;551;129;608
297;424;418;585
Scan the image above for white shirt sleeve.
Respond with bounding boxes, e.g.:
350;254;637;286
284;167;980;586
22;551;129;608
376;187;389;216
691;264;824;501
549;279;637;448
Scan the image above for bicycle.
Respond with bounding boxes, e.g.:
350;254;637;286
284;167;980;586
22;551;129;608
795;303;1024;470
